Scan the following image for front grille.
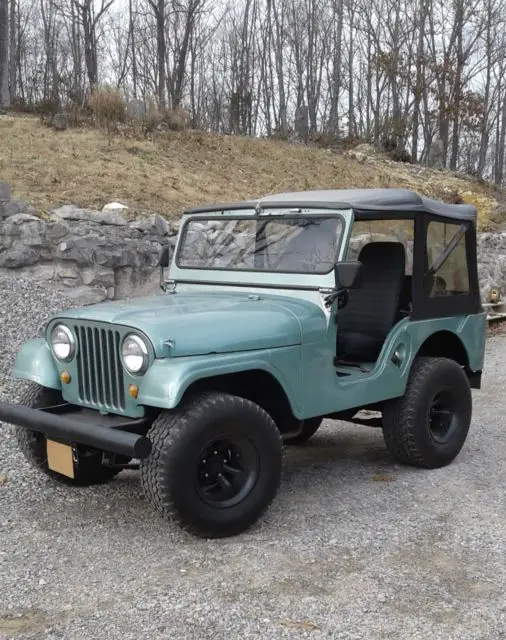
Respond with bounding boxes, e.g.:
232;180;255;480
75;326;125;412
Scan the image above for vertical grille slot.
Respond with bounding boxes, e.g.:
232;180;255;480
76;324;125;412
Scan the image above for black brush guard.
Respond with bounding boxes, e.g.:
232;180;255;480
0;402;152;459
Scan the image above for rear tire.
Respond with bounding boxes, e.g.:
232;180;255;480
14;382;122;486
140;391;283;538
382;357;472;469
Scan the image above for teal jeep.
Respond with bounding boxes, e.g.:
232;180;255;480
0;188;486;537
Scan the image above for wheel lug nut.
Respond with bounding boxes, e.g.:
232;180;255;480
213;450;218;455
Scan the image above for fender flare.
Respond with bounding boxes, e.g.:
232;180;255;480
137;354;303;417
11;338;61;390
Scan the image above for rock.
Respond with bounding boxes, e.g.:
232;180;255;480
64;286;108;306
0;264;55;281
126;98;146;120
46;221;70;241
0;181;11;219
115;265;161;299
57;238;96;267
0;181;11;202
2;198;34;218
52;113;69;131
102;202;129;213
80;267;115;288
0;244;41;268
56;263;80;280
51;205;128;227
155;122;169;132
3;212;40;225
130;214;170;236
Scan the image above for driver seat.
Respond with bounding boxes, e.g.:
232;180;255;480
337;242;406;362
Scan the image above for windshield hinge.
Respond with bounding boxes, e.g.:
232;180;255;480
161;279;177;294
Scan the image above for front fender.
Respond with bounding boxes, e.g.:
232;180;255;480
137;348;303;417
11;338;61;390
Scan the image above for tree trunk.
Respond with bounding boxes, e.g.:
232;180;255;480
412;0;427;163
495;84;506;186
0;0;9;107
8;0;15;102
82;1;98;88
449;0;464;171
328;0;343;135
347;3;355;138
129;0;137;99
156;0;166;108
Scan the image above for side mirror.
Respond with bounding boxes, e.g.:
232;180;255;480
158;244;171;268
334;261;362;290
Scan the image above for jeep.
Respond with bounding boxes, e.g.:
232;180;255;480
0;188;486;537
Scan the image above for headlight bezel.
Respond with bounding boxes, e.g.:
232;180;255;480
50;324;76;362
121;334;149;376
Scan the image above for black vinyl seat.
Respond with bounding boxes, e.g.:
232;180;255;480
337;242;406;362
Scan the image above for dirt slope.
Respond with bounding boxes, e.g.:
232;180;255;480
0;114;502;229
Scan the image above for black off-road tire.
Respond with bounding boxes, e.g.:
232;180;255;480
382;357;472;469
284;417;323;445
140;391;283;538
14;382;122;485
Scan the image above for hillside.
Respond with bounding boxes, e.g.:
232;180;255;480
0;114;503;230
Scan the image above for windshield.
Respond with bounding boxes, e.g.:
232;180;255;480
176;216;343;274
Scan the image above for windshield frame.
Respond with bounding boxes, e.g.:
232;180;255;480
174;211;347;276
169;207;354;291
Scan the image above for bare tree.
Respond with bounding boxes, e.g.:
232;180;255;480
0;0;9;106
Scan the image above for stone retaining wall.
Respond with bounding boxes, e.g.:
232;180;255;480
0;180;505;304
0;199;176;304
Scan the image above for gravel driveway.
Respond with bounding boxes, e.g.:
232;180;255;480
1;275;505;640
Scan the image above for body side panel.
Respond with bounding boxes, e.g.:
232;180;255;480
300;313;486;418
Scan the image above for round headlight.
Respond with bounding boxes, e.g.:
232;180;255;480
121;335;148;375
51;324;76;362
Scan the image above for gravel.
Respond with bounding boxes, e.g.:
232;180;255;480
1;274;506;640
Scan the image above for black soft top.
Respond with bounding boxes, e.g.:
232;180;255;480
185;188;476;222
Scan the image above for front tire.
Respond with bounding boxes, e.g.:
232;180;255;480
382;357;472;469
14;382;122;486
140;391;283;538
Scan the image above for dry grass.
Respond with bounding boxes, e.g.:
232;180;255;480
0;113;503;228
88;86;126;132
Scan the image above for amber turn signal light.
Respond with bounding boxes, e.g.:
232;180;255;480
60;371;71;384
128;384;139;399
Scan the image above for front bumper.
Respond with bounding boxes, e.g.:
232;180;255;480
0;402;152;459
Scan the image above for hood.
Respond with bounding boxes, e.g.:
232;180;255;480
56;291;326;357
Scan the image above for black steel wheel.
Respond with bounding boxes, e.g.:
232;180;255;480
196;436;259;508
382;357;472;469
140;391;283;538
14;382;122;486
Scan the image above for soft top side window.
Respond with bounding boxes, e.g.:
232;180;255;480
425;221;470;297
347;219;414;274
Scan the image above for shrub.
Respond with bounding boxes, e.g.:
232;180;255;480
138;100;188;135
88;86;126;134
